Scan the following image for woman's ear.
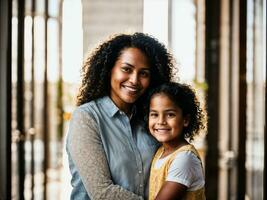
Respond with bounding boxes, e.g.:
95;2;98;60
183;115;190;127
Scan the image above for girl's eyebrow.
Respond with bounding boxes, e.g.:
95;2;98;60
164;109;177;112
149;109;177;112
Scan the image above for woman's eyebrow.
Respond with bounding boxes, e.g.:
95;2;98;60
122;62;150;70
122;62;134;67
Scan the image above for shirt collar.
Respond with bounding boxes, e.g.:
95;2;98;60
100;96;136;119
100;96;120;117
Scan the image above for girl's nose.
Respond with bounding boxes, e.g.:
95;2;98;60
157;115;167;125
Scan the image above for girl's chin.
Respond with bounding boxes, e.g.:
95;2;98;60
153;136;169;143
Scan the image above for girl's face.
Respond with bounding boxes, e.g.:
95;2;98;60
110;47;150;111
148;93;189;144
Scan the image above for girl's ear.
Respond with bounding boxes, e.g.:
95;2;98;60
183;115;190;127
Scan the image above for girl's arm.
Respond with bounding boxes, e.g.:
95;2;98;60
154;181;187;200
68;108;143;200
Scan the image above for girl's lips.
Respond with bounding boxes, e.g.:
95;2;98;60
154;128;171;133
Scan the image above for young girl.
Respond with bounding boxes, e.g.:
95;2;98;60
147;82;206;200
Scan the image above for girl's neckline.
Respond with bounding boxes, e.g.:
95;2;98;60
160;143;190;159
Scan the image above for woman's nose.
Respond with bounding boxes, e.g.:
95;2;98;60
129;73;138;84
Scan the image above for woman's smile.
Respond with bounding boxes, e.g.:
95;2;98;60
121;84;140;93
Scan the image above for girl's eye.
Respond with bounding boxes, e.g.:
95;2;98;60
149;112;158;118
167;113;176;118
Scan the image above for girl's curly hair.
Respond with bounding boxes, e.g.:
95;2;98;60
145;82;206;142
77;32;175;117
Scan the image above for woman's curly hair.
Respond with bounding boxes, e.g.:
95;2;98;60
145;82;206;142
77;32;175;117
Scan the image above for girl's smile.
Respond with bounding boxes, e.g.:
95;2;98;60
149;93;189;145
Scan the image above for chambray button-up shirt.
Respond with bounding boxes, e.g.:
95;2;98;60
66;96;159;200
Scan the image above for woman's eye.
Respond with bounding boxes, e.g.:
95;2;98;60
121;67;131;73
139;70;150;77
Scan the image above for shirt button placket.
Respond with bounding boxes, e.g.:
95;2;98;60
137;159;144;194
132;144;143;195
126;116;144;196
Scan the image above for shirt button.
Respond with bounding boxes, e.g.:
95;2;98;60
138;170;142;174
140;184;143;188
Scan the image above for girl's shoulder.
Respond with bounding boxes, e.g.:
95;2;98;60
167;144;203;171
172;150;201;167
172;144;201;160
166;150;205;190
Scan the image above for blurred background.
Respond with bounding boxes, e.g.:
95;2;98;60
0;0;266;199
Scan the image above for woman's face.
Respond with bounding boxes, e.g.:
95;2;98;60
110;47;151;111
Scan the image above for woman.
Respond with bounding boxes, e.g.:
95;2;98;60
66;32;174;200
